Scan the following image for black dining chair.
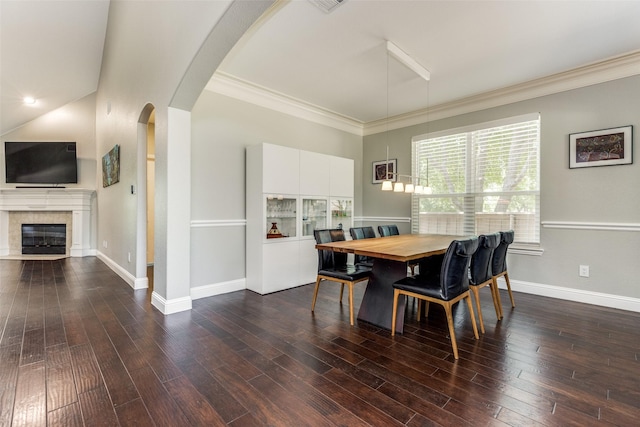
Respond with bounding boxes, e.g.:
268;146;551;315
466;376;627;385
312;229;371;325
469;232;502;333
391;237;480;360
492;230;516;317
377;224;418;275
349;226;376;267
377;224;399;237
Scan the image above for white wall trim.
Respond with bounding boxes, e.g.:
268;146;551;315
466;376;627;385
541;221;640;232
357;216;411;223
191;278;246;300
96;251;142;289
191;219;246;228
364;50;640;135
206;51;640;136
151;292;192;315
499;278;640;313
207;72;364;136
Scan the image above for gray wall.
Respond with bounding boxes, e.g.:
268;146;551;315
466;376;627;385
190;90;363;289
364;75;640;300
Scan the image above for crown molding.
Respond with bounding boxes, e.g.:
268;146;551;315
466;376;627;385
206;72;364;135
206;50;640;137
364;50;640;136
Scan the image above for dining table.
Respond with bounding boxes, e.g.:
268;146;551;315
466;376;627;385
315;233;461;333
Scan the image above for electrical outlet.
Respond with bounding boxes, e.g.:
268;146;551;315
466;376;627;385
103;240;108;248
128;252;131;263
579;265;589;277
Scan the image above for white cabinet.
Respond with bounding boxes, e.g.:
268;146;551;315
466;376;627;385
246;143;354;294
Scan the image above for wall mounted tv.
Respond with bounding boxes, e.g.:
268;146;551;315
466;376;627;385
4;141;78;185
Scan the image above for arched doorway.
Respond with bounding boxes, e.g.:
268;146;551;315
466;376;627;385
136;103;155;290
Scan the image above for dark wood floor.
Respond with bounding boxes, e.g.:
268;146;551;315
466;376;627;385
1;258;639;426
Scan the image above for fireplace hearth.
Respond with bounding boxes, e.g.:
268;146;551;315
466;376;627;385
22;224;67;255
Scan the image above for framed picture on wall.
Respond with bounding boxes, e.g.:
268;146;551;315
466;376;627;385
569;125;633;168
102;144;120;187
372;159;397;183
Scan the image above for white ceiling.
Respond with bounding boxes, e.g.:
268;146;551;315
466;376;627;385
0;0;110;136
3;0;640;136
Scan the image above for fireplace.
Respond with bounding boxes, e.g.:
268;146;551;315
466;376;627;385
22;224;67;255
0;188;94;257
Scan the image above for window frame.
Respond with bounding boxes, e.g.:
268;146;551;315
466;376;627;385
411;113;541;247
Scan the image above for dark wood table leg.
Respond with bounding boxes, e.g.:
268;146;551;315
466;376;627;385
357;258;407;333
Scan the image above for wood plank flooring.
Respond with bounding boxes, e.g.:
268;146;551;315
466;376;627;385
1;257;639;426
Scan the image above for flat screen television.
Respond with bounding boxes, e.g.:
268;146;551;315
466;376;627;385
4;141;78;185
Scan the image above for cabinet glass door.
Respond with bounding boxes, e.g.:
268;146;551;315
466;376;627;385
302;198;328;237
266;196;297;239
330;198;352;230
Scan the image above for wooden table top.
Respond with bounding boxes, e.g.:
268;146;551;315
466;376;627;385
315;234;463;262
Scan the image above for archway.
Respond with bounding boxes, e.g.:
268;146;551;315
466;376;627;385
136;103;155;290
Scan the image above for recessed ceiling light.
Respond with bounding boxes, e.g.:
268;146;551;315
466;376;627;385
23;96;36;105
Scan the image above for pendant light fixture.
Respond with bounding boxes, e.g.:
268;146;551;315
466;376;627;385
380;41;431;195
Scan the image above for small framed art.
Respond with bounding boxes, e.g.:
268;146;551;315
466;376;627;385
569;125;633;168
372;159;397;183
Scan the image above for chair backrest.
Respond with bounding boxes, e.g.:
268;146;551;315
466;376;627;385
378;224;399;237
349;226;376;240
470;233;500;285
314;229;347;270
491;230;514;276
349;226;376;265
439;237;479;300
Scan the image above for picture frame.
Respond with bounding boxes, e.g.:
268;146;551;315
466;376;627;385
372;159;397;184
102;144;120;187
569;125;633;169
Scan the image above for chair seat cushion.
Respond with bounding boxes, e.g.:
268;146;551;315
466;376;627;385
318;265;371;281
393;274;464;301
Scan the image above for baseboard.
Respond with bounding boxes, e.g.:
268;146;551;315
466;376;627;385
134;277;149;290
499;278;640;313
151;292;192;314
191;278;246;300
96;251;137;289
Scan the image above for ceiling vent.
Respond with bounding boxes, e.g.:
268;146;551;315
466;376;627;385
308;0;346;13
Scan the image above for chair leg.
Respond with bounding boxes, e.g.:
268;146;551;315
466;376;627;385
348;283;355;326
492;277;504;318
470;286;485;334
465;295;480;340
443;304;459;360
339;284;345;303
504;272;515;308
416;299;422;320
489;281;502;319
311;277;322;312
391;290;400;336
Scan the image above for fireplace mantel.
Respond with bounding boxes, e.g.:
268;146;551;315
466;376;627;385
0;188;95;257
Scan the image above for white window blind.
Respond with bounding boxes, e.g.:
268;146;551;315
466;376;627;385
412;113;540;244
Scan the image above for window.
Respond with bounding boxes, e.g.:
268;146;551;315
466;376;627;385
412;113;540;244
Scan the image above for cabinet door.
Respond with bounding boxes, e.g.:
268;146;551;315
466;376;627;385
263;240;300;293
263;144;299;195
265;196;297;239
330;198;353;230
299;238;319;285
300;150;331;195
330;156;354;197
301;197;328;237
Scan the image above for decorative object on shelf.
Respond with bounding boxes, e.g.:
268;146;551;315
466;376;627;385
378;41;432;195
267;222;283;239
102;144;120;187
569;125;633;169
